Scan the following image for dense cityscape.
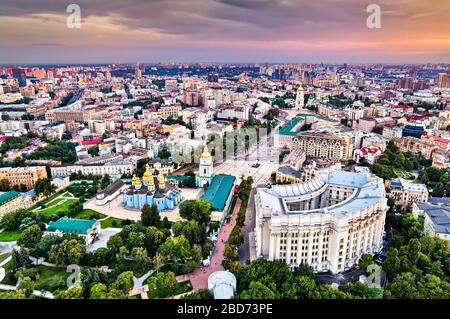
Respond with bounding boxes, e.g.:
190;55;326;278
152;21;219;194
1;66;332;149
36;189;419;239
0;0;449;309
0;62;449;301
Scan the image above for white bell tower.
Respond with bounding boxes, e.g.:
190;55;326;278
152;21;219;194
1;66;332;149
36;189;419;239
295;83;304;109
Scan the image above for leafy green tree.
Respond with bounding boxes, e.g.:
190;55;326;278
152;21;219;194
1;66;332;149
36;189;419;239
31;235;62;259
90;283;108;299
34;178;57;197
0;209;35;231
179;199;212;226
384;272;420;299
418;236;447;261
384;248;400;281
0;290;26;299
131;247;152;273
49;239;85;265
11;247;32;271
281;275;319;299
358;253;374;273
18;224;42;249
340;281;383;299
60;287;83;299
147;271;178;298
18;276;35;298
107;234;124;255
182;288;213;299
394;153;406;168
432;182;445;197
141;204;161;227
173;220;203;245
110;271;134;295
0;178;11;191
158;235;196;264
91;247;112;266
144;226;165;258
240;281;276;299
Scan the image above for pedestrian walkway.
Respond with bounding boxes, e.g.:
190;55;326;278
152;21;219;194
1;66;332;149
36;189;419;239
188;198;241;290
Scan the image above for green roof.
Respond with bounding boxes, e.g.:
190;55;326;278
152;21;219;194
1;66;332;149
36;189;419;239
278;117;304;136
47;217;98;235
202;174;235;212
166;175;189;181
0;191;21;205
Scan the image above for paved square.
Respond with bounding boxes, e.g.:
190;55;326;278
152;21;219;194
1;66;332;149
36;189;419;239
213;160;279;186
83;187;203;222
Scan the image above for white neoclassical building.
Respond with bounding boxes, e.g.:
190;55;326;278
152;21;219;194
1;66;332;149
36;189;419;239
254;170;388;274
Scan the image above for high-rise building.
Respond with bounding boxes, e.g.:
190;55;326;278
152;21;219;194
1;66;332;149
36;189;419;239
438;73;450;88
135;65;142;81
12;67;27;87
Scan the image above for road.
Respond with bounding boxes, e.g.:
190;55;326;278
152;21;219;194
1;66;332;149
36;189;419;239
188;199;241;290
315;267;364;285
238;188;256;264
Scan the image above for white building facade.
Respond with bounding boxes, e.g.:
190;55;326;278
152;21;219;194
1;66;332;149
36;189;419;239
254;171;388;274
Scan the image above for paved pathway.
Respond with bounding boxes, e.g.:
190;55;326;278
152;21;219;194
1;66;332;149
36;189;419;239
132;268;158;288
188;198;241;290
239;188;256;264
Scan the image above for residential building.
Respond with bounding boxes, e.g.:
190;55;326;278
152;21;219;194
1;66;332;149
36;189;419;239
45;217;101;245
0;191;34;218
50;162;134;178
413;203;450;251
0;166;47;189
388;178;429;209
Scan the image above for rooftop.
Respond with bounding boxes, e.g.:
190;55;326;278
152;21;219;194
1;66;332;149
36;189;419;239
46;217;98;235
416;203;450;234
202;174;236;212
0;191;21;205
277;117;304;136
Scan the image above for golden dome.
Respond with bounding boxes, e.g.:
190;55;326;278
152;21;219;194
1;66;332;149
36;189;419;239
200;145;211;161
158;172;165;188
143;164;153;180
132;174;141;185
297;85;304;92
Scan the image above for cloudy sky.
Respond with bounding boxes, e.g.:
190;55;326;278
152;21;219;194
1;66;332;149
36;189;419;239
0;0;449;64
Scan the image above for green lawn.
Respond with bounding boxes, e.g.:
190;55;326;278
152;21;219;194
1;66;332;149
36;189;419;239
147;281;192;299
72;209;106;220
36;198;78;218
33;265;69;292
0;230;22;242
34;191;72;207
100;217;124;228
393;168;413;179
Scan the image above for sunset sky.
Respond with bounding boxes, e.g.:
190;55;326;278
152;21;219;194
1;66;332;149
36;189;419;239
0;0;449;64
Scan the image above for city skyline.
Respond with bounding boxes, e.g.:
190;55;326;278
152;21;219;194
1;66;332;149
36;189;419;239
1;0;449;64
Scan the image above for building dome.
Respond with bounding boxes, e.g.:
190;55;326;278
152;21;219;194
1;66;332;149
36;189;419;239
143;164;153;180
201;145;211;162
132;174;141;185
142;164;155;188
158;171;165;189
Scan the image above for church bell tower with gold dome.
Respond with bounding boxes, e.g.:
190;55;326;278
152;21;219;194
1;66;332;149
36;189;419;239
195;144;213;187
295;82;304;109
